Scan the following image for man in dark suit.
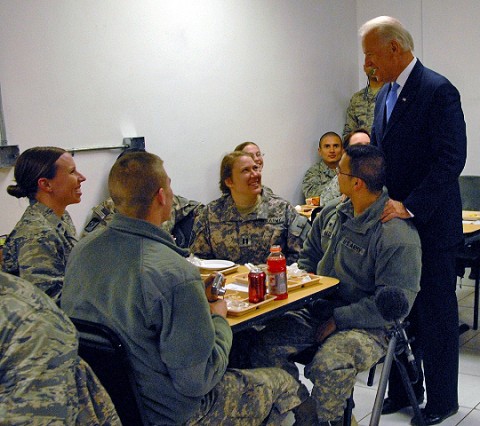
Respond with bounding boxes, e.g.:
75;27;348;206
359;16;467;426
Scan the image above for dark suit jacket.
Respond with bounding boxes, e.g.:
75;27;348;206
371;60;467;249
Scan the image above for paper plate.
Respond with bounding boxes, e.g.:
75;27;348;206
200;260;235;270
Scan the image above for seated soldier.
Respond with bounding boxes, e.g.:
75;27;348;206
2;147;86;302
234;141;274;196
321;128;371;207
250;145;422;426
302;131;343;202
82;148;202;248
63;151;302;425
190;151;310;265
0;271;120;424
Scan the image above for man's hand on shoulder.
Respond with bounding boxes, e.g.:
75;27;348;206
381;199;411;223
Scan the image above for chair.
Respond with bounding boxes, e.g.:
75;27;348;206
70;317;148;426
309;206;323;223
459;176;480;211
456;244;480;330
456;175;480;330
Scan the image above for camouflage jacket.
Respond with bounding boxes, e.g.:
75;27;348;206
302;161;337;200
82;195;202;248
0;271;120;425
320;175;341;206
2;201;77;301
342;85;382;139
190;192;311;265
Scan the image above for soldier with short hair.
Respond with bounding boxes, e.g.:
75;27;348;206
63;151;302;425
81;147;203;248
302;132;343;201
320;128;371;207
251;145;422;426
83;193;203;248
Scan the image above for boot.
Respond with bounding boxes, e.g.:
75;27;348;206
293;397;323;426
329;414;358;426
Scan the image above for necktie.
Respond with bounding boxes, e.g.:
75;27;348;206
385;82;400;121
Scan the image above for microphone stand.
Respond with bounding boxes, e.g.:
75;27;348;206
369;321;425;426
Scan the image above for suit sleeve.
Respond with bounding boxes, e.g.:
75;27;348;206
402;83;466;224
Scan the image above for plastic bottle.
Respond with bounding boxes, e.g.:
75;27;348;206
267;245;288;300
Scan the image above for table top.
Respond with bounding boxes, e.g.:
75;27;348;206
224;266;339;332
297;204;315;218
463;210;480;234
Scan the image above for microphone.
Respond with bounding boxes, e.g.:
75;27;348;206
375;286;409;322
375;286;419;383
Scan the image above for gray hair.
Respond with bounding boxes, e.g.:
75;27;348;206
359;16;414;52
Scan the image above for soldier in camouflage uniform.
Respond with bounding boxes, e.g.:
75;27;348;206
0;271;120;424
82;194;203;248
302;132;342;201
342;65;384;139
2;147;86;302
63;152;302;425
251;145;422;425
190;151;310;265
320;129;371;207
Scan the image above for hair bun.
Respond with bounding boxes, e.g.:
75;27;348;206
7;184;28;199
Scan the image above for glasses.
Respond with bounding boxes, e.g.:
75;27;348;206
335;166;357;178
253;152;264;158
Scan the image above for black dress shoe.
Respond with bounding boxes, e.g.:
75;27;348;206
382;396;424;415
411;406;459;425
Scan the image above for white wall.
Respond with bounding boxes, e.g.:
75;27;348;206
0;0;358;235
1;1;479;237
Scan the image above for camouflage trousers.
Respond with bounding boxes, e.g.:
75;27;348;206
186;367;302;425
250;309;387;423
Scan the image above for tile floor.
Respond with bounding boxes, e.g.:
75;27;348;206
284;277;480;425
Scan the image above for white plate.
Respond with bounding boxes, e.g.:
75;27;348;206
200;260;235;270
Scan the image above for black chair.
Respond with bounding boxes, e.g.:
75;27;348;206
309;206;323;223
459;176;480;211
70;318;148;426
456;175;480;330
456;243;480;330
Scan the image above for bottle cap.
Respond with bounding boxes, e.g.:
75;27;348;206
270;245;281;252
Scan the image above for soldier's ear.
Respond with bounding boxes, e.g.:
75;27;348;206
154;187;166;206
225;178;233;189
37;177;53;193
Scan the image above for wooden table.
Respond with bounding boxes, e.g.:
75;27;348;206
297;204;315;219
463;210;480;235
225;266;339;332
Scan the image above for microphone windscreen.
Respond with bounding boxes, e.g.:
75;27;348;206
375;286;409;322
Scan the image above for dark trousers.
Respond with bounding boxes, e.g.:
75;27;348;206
387;247;459;413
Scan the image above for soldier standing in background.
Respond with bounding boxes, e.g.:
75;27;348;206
343;65;384;139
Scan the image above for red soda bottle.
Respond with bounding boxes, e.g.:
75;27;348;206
267;245;288;300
